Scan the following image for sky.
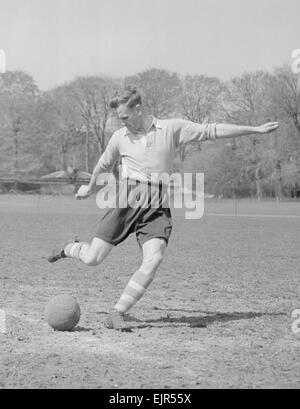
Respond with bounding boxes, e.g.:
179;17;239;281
0;0;299;90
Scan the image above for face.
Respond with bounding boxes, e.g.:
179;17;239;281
117;103;143;133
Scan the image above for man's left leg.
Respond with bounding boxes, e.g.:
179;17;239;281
105;238;167;329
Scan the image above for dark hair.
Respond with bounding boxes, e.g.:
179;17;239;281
109;86;142;109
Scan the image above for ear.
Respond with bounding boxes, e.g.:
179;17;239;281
135;104;143;115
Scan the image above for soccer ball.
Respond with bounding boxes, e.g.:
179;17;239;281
45;295;81;331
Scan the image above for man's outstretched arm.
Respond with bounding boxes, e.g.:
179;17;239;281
216;122;279;139
172;119;279;147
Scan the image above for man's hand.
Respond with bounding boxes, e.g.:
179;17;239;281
255;122;279;134
75;185;92;200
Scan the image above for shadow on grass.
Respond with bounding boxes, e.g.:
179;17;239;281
72;326;94;332
125;310;287;330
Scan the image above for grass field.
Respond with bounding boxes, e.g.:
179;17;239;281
0;194;300;389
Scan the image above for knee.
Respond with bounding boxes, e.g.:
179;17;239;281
82;251;104;267
81;238;112;267
83;255;98;267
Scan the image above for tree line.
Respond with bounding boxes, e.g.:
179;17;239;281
0;66;299;199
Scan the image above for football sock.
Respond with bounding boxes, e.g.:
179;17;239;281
114;269;156;314
64;242;89;261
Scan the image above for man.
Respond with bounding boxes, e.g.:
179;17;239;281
48;87;278;330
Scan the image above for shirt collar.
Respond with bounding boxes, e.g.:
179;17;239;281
124;117;161;136
154;118;162;129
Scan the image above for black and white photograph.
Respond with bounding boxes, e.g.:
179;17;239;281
0;0;299;392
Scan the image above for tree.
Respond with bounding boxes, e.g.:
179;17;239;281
224;71;281;199
70;76;120;172
125;68;182;118
21;91;79;175
267;67;300;198
178;75;226;169
181;75;226;123
0;71;39;175
271;65;300;137
46;85;82;172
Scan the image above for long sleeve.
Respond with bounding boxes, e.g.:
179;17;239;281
172;119;217;148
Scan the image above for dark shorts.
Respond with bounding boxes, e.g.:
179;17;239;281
95;179;173;247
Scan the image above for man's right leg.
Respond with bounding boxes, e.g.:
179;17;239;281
49;238;113;267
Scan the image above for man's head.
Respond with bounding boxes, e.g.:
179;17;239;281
110;87;143;133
